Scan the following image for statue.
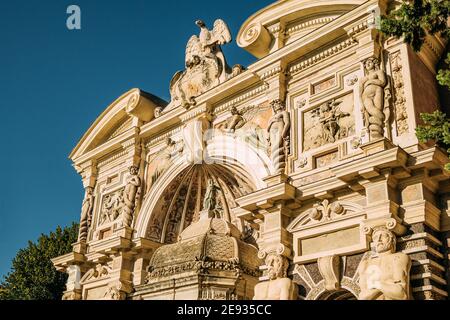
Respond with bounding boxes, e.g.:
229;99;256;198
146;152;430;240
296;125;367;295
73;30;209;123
78;187;94;242
169;19;232;109
318;100;349;143
195;19;231;82
253;254;297;300
222;106;245;133
267;100;290;174
358;227;411;300
202;179;220;215
359;57;388;140
121;166;141;227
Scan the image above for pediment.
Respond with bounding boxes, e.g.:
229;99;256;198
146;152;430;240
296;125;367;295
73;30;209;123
70;88;168;161
287;200;364;232
237;0;365;58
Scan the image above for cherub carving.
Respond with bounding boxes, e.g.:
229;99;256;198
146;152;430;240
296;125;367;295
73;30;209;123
221;106;245;133
317;99;350;143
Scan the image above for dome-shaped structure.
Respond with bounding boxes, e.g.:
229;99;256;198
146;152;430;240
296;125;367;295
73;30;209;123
138;213;262;300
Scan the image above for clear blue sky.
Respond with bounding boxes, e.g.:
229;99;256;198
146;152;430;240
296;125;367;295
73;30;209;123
0;0;274;277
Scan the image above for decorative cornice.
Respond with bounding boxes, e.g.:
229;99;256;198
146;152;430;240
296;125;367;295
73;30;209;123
214;83;269;114
180;105;209;123
260;66;283;81
98;149;128;168
289;38;356;75
286;17;335;35
346;20;369;38
268;24;282;34
146;260;261;281
145;127;182;149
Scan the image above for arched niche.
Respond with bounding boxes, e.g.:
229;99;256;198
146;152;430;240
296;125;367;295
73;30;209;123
134;134;271;240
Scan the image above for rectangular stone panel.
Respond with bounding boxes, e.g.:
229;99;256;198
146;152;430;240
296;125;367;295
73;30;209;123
300;226;360;256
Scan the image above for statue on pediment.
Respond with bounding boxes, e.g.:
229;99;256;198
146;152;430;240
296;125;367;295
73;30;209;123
170;19;232;109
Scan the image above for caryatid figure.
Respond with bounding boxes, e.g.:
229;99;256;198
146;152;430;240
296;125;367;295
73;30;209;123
253;254;297;300
121;166;141;227
78;186;94;242
358;227;411;300
267;100;290;174
359;57;388;140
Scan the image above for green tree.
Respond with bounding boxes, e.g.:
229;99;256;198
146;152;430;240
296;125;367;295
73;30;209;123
416;111;450;169
380;0;450;88
381;0;450;167
0;223;78;300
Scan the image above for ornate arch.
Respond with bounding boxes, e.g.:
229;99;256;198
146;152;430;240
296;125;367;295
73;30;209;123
306;277;360;300
134;134;271;239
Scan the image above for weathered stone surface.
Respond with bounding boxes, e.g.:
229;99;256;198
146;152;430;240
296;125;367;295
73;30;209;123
52;0;449;300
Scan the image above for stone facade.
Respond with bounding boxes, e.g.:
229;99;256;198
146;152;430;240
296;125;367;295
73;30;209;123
52;0;449;300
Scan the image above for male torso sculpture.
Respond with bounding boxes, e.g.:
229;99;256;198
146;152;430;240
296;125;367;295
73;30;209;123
253;254;297;300
358;227;411;300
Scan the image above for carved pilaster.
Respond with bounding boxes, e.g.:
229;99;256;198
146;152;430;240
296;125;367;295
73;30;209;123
258;203;293;258
258;60;287;103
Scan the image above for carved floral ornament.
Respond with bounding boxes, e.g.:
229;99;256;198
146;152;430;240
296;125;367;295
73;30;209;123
287;200;363;231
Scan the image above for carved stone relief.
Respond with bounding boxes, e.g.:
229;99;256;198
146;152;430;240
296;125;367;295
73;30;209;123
303;95;354;151
81;264;113;284
389;51;408;136
308;199;346;223
169;19;233;109
99;187;125;225
216;103;271;150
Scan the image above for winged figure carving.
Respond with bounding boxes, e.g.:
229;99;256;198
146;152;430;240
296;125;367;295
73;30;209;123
219;104;271;150
168;19;234;110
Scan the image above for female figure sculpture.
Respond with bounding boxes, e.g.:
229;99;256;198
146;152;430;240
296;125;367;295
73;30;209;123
359;57;387;140
267;100;290;174
122;166;141;227
78;186;94;242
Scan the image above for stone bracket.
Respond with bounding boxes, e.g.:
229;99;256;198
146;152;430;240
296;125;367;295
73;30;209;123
318;255;341;292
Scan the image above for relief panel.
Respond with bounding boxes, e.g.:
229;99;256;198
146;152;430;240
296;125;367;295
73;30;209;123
303;93;355;152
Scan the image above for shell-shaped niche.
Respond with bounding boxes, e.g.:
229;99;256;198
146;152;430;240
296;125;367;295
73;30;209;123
145;164;255;244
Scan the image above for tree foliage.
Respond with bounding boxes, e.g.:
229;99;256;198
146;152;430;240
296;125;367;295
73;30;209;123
416;111;450;169
381;1;450;168
381;0;450;88
0;223;78;300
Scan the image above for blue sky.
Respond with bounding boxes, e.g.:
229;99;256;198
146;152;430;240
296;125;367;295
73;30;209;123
0;0;274;277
